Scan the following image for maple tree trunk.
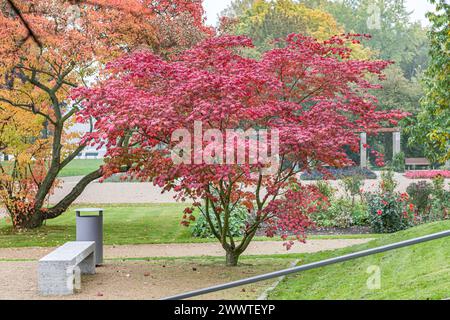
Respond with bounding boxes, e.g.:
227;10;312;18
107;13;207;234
6;168;104;230
14;211;44;229
223;231;257;267
7;205;44;230
42;168;104;221
225;250;241;267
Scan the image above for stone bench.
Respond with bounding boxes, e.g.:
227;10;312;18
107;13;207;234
38;241;96;296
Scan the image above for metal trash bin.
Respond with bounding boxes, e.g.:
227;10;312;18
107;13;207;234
76;208;104;266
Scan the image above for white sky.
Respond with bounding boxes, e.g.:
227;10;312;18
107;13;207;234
203;0;436;27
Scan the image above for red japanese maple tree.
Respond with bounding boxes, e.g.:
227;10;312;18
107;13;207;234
74;34;406;266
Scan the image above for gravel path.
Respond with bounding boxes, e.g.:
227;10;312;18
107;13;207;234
48;173;449;205
0;239;372;260
0;260;286;300
50;180;178;204
0;239;372;300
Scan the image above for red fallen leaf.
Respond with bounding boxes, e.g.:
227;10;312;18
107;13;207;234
96;292;104;297
144;272;150;277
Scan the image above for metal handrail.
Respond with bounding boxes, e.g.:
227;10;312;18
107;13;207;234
162;229;450;300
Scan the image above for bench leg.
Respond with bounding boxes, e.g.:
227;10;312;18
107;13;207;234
79;252;96;275
38;262;75;296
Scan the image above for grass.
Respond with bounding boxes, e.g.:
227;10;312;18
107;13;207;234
2;204;449;299
0;203;377;248
1;159;103;178
0;204;193;247
269;220;450;300
58;159;104;177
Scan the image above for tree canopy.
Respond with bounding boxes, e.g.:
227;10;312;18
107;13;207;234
221;0;372;59
74;34;406;265
408;0;449;163
301;0;430;79
0;0;208;229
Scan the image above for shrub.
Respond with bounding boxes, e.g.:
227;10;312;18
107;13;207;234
428;176;449;222
311;198;368;228
315;181;336;200
391;152;405;173
191;206;249;238
380;170;397;193
351;202;370;226
341;175;364;206
301;167;377;181
366;192;414;233
406;181;433;215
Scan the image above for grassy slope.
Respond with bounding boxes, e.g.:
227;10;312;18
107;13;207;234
269;221;450;300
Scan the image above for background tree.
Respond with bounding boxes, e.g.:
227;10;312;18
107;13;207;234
370;65;423;114
299;0;432;163
408;0;449;164
302;0;430;79
0;0;208;229
365;64;424;163
74;34;406;266
0;106;52;228
222;0;427;165
220;0;371;59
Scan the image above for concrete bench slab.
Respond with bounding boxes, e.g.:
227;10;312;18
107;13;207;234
38;241;96;296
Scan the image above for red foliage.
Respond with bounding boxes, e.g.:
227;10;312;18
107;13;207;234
73;34;407;250
263;185;327;247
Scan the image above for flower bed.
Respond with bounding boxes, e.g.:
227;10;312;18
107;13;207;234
405;170;450;179
301;167;377;181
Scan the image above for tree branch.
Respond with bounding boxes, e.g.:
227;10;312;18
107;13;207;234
44;167;103;219
6;0;43;48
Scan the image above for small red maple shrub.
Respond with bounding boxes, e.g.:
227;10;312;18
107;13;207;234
73;34;406;265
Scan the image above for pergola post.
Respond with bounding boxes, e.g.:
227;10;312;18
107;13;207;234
393;131;401;157
360;132;368;168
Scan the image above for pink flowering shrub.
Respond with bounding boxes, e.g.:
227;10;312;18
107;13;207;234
405;170;450;180
366;192;416;233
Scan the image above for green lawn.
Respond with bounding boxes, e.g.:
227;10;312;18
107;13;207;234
58;159;104;177
1;159;103;178
269;221;450;300
0;203;376;248
0;204;194;247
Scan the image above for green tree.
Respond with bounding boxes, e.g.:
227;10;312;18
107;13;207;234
302;0;430;79
409;0;450;163
371;65;423;113
300;0;432;163
221;0;370;58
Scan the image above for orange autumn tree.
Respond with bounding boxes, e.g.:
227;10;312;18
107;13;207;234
0;0;208;229
0;106;52;228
